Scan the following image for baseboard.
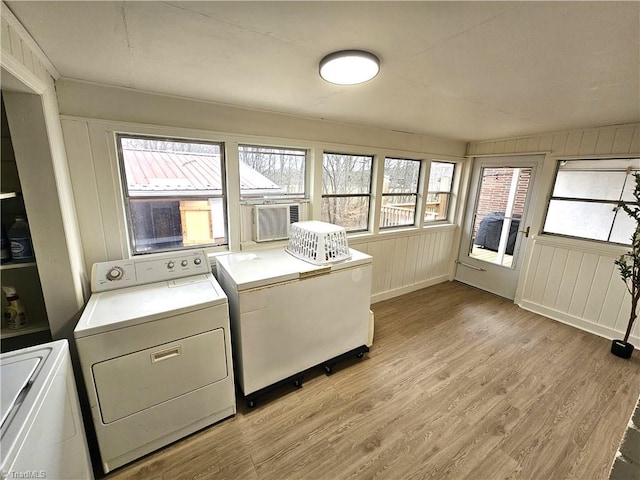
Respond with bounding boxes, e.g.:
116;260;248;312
371;275;450;304
518;299;640;345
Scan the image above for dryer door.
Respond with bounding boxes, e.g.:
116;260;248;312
92;328;228;424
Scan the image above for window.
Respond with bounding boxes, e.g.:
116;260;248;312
543;158;639;244
380;157;421;228
425;162;456;222
322;152;373;232
238;145;306;199
117;134;227;254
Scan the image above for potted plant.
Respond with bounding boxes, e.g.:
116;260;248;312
612;171;640;359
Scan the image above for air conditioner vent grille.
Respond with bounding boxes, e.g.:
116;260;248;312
290;205;299;223
253;204;298;242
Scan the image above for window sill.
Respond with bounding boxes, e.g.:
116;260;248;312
348;223;457;245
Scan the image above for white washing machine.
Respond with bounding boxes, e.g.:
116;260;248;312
74;250;235;474
1;339;93;480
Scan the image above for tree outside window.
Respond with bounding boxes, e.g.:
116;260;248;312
238;145;306;199
322;153;373;232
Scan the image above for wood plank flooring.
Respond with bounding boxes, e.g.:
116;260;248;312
106;281;640;480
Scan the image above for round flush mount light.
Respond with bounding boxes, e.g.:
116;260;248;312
319;50;380;85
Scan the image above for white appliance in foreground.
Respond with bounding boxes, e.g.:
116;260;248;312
216;247;372;406
1;340;93;480
74;250;235;474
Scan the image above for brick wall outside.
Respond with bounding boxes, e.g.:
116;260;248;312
473;168;531;236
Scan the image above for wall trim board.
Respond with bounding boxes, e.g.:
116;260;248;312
519;299;640;346
547;152;640;161
1;52;48;95
3;92;85;340
349;224;458;245
466;150;552;158
371;274;451;305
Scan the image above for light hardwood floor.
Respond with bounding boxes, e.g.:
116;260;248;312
106;281;640;480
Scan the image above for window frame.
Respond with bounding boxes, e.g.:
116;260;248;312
541;158;638;245
237;144;308;200
379;157;422;229
116;133;229;255
425;161;457;224
321;151;374;233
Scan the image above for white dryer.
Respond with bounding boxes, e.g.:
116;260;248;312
74;250;235;474
1;339;93;480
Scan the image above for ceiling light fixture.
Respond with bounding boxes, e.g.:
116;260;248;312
319;50;380;85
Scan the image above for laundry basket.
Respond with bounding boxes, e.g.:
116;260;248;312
286;221;351;265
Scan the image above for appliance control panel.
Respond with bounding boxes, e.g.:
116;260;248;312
91;250;211;293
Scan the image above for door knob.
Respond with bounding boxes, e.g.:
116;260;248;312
519;226;530;238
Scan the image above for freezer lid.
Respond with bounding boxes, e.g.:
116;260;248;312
0;358;41;429
216;247;372;291
75;274;227;338
331;248;372;270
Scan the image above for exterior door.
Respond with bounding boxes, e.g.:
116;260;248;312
455;155;543;299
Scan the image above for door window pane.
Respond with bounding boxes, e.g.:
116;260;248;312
470;167;532;268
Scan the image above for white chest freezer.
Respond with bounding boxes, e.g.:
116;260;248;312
216;247;372;406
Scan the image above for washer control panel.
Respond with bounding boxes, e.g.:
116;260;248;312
91;250;210;293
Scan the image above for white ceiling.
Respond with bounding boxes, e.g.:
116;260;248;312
5;1;640;142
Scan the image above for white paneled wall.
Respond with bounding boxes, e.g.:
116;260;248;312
351;226;457;303
469;123;640;344
468;124;639;158
520;239;640;344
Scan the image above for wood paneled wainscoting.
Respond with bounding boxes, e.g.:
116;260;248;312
520;238;640;345
107;282;640;480
352;225;458;304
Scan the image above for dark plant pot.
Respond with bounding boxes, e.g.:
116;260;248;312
611;340;635;359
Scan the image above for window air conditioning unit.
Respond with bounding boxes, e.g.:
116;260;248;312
253;203;300;242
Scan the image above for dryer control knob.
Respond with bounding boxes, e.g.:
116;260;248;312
167;261;175;269
194;258;202;265
181;260;188;267
106;267;123;281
